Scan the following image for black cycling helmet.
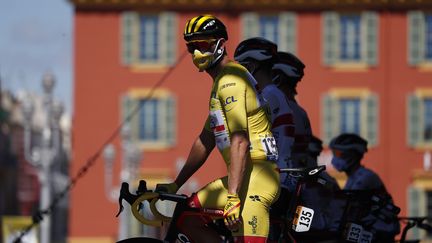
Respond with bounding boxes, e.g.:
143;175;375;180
329;133;368;156
272;51;305;83
308;135;323;157
184;15;228;42
234;37;278;63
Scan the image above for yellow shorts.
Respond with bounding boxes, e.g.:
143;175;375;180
196;161;280;237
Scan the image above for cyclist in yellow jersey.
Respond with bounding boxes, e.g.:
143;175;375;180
156;15;280;243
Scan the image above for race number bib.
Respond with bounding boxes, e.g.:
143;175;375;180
292;206;314;232
345;223;363;242
359;230;373;243
260;136;278;161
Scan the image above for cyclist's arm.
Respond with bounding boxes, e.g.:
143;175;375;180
218;75;250;195
263;87;295;166
174;126;215;188
228;131;250;195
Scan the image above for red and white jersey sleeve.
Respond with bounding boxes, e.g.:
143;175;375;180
287;99;313;168
262;84;295;188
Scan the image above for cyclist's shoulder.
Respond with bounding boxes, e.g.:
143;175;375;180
288;99;310;120
220;61;249;76
354;166;382;179
263;85;293;112
262;84;285;100
347;167;385;190
217;62;251;84
224;61;248;72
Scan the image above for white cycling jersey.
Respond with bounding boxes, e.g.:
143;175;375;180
261;84;295;189
287;98;313;168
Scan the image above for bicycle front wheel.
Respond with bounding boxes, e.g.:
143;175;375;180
117;237;163;243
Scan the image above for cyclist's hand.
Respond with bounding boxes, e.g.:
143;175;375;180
223;194;242;230
155;182;178;194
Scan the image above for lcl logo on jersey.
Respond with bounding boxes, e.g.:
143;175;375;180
225;96;237;105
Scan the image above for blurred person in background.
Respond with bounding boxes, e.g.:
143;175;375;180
305;135;339;190
298;135;340;234
329;133;400;242
268;52;314;240
329;133;383;190
272;51;312;170
234;38;297;242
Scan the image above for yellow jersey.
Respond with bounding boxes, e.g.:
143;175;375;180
205;61;278;165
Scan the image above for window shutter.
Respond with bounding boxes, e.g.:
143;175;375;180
407;94;422;147
408;11;425;66
241;13;260;40
165;96;176;146
322;12;339;66
407;186;426;239
322;94;336;145
159;12;177;65
362;11;378;66
121;12;138;65
121;94;140;141
278;12;296;53
366;94;379;146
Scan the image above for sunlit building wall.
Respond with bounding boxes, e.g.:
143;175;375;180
69;0;432;242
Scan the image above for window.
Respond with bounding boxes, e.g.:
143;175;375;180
340;15;361;61
407;90;432;147
408;11;432;65
425;99;432;142
322;11;378;66
427;190;432;222
322;89;379;145
241;12;297;53
122;89;176;149
408;179;432;240
122;12;177;67
138;99;159;141
340;98;361;134
139;15;158;61
408;186;427;239
427;15;432;60
259;16;279;43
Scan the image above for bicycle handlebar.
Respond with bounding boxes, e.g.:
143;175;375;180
398;216;432;242
398;217;432;232
398;216;432;221
278;165;326;178
117;180;176;227
131;192;168;227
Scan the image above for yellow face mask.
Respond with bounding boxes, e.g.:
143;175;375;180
188;39;224;72
192;49;215;72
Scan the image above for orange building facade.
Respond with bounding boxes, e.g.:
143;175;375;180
69;0;432;242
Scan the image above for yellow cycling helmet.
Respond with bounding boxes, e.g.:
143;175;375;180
184;15;228;42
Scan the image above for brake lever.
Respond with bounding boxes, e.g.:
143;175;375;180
137;180;148;195
116;200;124;218
116;182;130;217
116;181;151;217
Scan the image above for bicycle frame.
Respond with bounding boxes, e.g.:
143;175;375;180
270;165;326;243
117;165;327;243
398;217;432;243
116;181;231;243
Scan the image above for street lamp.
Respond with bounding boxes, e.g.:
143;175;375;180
103;124;142;240
22;73;64;243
